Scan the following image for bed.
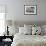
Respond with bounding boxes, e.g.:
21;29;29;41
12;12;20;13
11;33;46;46
11;22;46;46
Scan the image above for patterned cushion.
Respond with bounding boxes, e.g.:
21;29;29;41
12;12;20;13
32;26;41;35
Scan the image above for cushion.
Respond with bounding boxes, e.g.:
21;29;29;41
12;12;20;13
24;24;32;29
24;27;32;35
32;26;41;35
8;26;19;36
24;24;32;35
40;25;45;35
42;25;46;33
19;27;32;35
42;25;46;35
19;27;25;34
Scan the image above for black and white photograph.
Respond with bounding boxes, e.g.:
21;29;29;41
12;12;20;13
24;5;37;15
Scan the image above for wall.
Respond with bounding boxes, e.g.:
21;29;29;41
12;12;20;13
16;0;46;22
0;0;46;22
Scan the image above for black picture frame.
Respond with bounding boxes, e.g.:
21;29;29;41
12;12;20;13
24;5;37;15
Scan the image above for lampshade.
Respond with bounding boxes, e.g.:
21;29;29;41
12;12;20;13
6;20;12;26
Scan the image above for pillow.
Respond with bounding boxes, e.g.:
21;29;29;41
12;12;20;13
19;27;32;35
8;26;19;36
32;26;41;35
24;27;32;35
42;25;46;35
19;27;25;34
24;24;32;29
24;24;32;35
42;25;46;33
40;25;45;35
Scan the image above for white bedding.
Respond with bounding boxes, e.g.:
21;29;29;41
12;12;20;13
11;33;46;46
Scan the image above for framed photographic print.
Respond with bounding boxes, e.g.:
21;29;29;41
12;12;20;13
24;5;37;15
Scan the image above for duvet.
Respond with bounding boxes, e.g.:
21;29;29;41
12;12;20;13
11;33;46;46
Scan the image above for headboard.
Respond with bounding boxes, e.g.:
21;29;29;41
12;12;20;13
15;21;46;27
6;20;46;27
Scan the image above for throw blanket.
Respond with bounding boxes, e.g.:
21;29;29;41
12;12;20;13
11;33;46;46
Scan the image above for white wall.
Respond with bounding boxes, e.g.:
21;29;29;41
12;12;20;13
0;0;46;22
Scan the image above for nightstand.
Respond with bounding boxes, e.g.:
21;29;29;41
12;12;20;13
0;36;13;46
3;41;12;46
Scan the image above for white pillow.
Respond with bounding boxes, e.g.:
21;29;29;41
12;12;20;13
41;25;45;35
24;24;32;29
19;27;25;34
24;24;32;35
32;26;41;35
42;25;46;33
24;27;32;35
8;26;19;36
19;27;32;35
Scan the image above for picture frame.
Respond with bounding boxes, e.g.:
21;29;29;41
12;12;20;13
24;5;37;15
